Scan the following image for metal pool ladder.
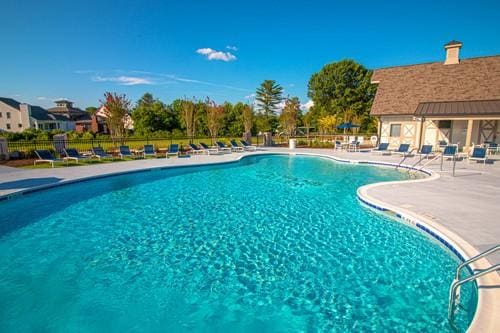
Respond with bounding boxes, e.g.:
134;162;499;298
448;244;500;325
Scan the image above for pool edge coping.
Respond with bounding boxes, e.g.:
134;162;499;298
0;150;497;332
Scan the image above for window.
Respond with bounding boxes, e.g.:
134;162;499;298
6;123;11;130
0;112;2;118
6;112;11;119
438;120;452;129
390;124;401;137
18;123;22;128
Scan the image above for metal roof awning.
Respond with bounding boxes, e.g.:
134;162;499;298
415;100;500;117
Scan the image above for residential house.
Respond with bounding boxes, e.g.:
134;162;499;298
96;106;134;131
47;99;92;132
370;41;500;150
0;97;73;132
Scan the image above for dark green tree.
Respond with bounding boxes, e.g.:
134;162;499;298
307;59;376;131
222;102;244;136
132;93;178;135
255;80;283;132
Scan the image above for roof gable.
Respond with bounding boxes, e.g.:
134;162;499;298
0;97;21;110
370;56;500;116
29;105;54;120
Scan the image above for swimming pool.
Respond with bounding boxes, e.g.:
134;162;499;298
0;154;476;332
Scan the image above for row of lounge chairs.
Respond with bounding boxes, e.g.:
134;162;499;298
188;140;257;154
369;142;489;165
33;140;258;167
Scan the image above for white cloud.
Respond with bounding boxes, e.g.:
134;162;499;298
245;93;256;99
196;48;237;62
301;99;314;111
226;45;238;51
37;96;49;100
77;69;251;92
92;75;154;85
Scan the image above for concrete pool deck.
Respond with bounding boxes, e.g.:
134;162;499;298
0;147;499;332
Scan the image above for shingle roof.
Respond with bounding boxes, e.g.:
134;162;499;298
370;56;500;116
415;100;500;116
0;97;21;110
29;106;55;120
29;105;69;121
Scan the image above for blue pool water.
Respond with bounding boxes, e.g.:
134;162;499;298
0;155;475;332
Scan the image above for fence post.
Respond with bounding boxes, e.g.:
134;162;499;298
0;137;8;160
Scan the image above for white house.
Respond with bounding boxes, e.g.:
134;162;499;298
0;97;73;132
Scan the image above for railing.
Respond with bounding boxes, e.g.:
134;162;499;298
6;136;247;158
395;148;416;170
408;153;443;174
448;244;500;326
5;133;378;158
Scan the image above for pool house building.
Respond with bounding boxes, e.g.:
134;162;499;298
371;41;500;151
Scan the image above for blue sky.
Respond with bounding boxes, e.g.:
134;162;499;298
1;0;499;110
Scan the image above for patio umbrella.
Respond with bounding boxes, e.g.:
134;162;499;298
337;122;360;129
337;122;360;134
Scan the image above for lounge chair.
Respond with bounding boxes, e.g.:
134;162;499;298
119;145;134;159
34;149;62;168
438;140;448;151
416;145;434;159
486;142;498;155
334;140;343;150
347;140;360;152
187;143;204;155
240;140;257;151
393;143;411;156
91;147;112;160
199;142;219;155
143;144;156;158
372;142;390;154
229;140;244;152
468;146;487;166
63;148;87;163
166;144;179;157
215;141;232;153
442;144;458;158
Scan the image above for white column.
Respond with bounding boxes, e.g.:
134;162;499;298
464;119;474;151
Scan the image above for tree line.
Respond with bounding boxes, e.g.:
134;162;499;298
104;58;377;140
2;59;378;141
102;79;304;140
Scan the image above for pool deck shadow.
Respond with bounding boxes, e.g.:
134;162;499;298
0;177;63;191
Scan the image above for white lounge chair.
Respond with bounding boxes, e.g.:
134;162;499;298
229;140;244;152
240;140;257;151
34;150;63;168
215;141;232;153
199;142;219;155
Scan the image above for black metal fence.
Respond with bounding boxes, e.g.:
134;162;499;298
7;137;237;157
6;133;376;158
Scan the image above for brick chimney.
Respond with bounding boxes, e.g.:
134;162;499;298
444;40;462;65
91;114;99;133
